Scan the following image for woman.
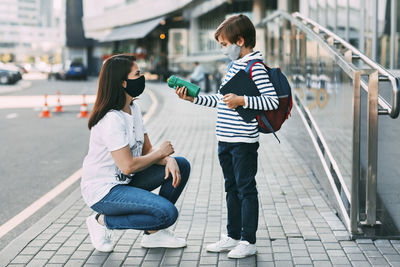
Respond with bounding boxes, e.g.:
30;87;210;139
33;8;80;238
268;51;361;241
81;54;190;252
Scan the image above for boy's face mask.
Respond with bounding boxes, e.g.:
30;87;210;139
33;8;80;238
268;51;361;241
124;75;145;97
221;43;241;61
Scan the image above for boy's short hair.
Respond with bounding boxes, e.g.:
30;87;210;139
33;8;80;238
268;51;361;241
214;14;256;48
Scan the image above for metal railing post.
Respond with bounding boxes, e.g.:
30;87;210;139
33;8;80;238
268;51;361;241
351;71;361;234
346;50;361;234
366;71;379;226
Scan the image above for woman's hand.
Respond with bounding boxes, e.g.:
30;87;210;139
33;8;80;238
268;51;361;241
159;141;174;158
165;157;181;188
222;93;245;109
175;86;194;102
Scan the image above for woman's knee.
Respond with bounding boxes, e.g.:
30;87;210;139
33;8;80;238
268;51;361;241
161;202;178;228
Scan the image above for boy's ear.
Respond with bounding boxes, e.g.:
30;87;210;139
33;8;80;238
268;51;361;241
236;36;245;47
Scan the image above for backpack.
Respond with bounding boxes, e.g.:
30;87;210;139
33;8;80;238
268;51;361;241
227;59;293;143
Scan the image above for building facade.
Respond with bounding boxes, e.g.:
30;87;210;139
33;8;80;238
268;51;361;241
300;0;400;70
0;0;65;64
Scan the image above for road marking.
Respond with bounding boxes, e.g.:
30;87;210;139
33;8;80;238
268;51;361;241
143;89;158;123
6;113;18;119
0;95;97;109
0;89;158;239
0;169;82;239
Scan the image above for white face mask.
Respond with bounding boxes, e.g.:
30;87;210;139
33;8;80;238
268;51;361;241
221;43;241;60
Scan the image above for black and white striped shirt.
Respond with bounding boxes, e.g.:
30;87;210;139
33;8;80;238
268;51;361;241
194;51;278;143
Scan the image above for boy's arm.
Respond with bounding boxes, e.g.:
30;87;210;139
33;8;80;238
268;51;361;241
193;94;221;108
176;86;220;108
243;63;279;110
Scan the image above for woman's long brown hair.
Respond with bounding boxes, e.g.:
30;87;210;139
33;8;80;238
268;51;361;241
88;54;136;129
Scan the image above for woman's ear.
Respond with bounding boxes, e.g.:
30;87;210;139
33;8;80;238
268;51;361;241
122;80;127;88
236;36;245;47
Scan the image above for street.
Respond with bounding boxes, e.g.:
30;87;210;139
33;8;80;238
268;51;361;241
0;76;153;251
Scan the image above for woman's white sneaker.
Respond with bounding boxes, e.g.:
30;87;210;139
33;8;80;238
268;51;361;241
140;229;186;248
86;214;115;252
227;241;257;258
206;235;239;252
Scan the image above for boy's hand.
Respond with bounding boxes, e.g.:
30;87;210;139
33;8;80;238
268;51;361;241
223;93;245;109
175;86;194;102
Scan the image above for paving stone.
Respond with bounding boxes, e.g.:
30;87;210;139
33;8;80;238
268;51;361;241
11;255;34;264
179;261;198;267
293;256;312;265
161;256;181;266
312;261;333;267
123;257;143;265
85;255;108;265
350;261;372;267
346;253;367;261
275;260;294;267
20;246;41;255
48;255;70;264
310;253;329;261
26;259;48;267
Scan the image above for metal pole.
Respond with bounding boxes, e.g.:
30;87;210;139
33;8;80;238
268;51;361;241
351;64;361;234
334;0;338;33
345;50;361;234
366;70;379;226
390;0;397;69
346;0;350;42
360;0;366;53
372;0;378;61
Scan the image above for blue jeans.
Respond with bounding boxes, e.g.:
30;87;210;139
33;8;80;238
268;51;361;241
218;141;259;244
91;157;190;230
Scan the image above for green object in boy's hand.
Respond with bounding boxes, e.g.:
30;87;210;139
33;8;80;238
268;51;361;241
167;75;200;97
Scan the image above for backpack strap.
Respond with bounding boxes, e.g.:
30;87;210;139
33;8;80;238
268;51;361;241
259;114;281;143
227;61;234;72
245;59;280;143
244;59;270;78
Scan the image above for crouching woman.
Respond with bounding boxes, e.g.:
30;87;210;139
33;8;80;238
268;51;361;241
81;54;190;252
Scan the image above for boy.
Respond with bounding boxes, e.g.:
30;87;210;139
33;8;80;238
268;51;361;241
176;14;278;258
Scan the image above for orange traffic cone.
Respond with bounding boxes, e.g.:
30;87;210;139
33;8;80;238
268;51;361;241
39;94;52;118
53;91;63;112
77;94;89;118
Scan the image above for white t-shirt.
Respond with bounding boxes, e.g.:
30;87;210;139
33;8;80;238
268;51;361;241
81;102;147;207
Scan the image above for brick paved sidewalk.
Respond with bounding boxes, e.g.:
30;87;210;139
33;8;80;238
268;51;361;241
1;82;400;267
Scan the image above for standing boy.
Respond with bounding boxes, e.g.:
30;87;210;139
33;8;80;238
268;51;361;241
176;14;278;258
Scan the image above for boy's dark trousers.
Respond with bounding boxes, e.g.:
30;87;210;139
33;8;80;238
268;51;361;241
218;141;259;244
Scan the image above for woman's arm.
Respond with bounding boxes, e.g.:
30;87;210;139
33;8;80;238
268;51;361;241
142;134;171;165
141;134;181;187
111;141;174;175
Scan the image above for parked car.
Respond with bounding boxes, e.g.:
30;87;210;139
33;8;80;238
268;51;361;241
55;62;87;80
0;63;22;85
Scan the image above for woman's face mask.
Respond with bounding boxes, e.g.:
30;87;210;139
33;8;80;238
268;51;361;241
124;75;145;97
221;43;241;60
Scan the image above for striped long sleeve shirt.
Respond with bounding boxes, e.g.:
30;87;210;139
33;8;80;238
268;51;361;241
193;51;278;143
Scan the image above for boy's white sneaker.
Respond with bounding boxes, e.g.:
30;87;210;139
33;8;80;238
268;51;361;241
227;241;257;258
206;235;240;252
86;214;115;252
140;229;186;248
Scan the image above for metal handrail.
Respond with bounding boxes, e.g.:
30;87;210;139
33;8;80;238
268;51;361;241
258;10;400;236
292;12;400;118
259;10;400;119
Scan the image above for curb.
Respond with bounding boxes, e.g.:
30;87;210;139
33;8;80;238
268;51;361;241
0;186;82;266
0;81;32;95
